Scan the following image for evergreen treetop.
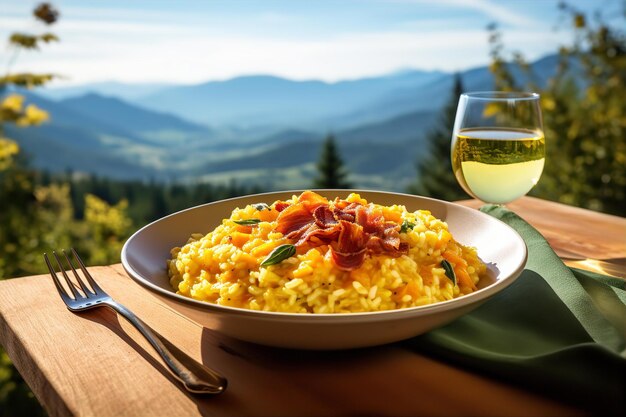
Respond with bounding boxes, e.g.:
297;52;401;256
407;74;468;201
313;134;352;189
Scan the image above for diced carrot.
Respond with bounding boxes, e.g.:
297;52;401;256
251;241;280;257
391;284;408;302
405;280;420;298
257;209;275;222
220;270;237;283
443;250;468;267
442;250;474;289
455;266;476;291
304;248;323;262
292;263;314;278
230;231;251;248
420;265;435;285
237;252;257;267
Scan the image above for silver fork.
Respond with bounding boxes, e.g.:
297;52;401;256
44;248;227;395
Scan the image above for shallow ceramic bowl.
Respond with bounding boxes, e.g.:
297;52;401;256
121;190;527;350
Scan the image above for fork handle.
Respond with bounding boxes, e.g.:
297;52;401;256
105;300;227;394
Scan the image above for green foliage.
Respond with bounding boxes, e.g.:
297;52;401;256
0;73;56;89
313;134;352;189
0;350;46;417
9;33;59;50
0;4;73;415
487;3;626;215
0;1;59;93
407;74;468;201
55;174;259;226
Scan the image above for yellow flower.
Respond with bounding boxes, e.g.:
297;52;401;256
1;94;24;113
15;104;49;126
25;104;49;125
0;137;20;170
541;96;556;111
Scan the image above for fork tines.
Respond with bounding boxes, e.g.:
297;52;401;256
44;248;100;301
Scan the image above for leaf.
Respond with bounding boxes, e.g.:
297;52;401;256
253;203;271;211
9;33;39;49
0;73;56;88
233;218;261;226
34;3;60;24
441;260;457;286
261;244;296;266
400;219;415;233
40;33;59;43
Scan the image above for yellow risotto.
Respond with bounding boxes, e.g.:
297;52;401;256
167;191;486;313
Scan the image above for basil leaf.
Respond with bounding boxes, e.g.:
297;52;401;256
233;219;261;226
261;244;296;266
400;219;416;233
253;203;271;211
441;259;457;286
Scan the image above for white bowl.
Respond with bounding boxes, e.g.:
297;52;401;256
121;190;527;350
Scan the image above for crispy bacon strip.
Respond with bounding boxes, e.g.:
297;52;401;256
298;190;329;210
274;191;408;270
275;204;315;236
313;205;337;228
331;221;367;270
295;223;341;247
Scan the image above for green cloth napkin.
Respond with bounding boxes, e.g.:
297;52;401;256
408;205;626;415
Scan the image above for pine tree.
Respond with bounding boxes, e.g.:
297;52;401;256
407;74;468;201
313;134;352;189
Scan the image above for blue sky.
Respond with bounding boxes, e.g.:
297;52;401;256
0;0;621;86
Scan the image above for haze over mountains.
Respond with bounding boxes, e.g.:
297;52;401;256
7;54;562;191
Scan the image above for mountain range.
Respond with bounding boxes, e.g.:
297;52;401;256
6;54;563;190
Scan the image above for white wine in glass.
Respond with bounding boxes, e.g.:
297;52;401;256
451;92;545;204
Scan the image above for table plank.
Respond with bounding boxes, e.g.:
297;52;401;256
458;197;626;260
2;197;622;417
0;266;582;417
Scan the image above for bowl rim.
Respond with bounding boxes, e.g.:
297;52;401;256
121;189;527;322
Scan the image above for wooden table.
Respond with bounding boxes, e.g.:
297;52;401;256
1;197;625;417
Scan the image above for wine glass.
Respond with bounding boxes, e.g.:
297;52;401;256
451;91;545;205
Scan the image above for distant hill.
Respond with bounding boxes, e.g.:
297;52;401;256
4;53;567;189
136;71;445;127
60;93;209;134
340;110;438;143
332;54;565;128
5;123;160;180
38;81;173;101
6;90;206;180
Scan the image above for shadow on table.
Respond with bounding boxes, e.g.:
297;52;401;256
196;329;399;417
80;308;232;405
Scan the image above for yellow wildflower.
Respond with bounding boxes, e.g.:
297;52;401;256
1;94;24;113
0;137;20;170
16;104;49;126
25;104;49;124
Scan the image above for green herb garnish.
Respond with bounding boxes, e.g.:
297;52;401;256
253;203;271;211
261;244;296;266
233;218;261;226
441;259;457;285
400;219;416;233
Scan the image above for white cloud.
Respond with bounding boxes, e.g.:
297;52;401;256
7;25;565;86
0;0;566;86
438;0;537;27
